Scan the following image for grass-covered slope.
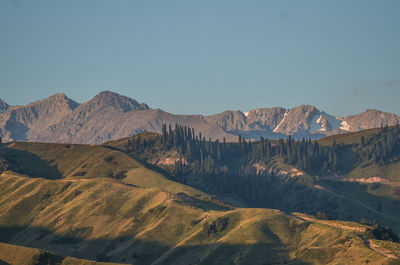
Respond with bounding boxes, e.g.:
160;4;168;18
0;172;399;264
317;126;400;181
1;141;142;180
0;141;399;264
0;140;218;203
105;131;400;235
0;242;121;265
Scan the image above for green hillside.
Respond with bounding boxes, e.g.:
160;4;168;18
0;138;400;264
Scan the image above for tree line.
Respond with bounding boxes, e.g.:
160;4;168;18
124;123;345;178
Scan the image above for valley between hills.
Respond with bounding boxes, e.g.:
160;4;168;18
1;122;400;264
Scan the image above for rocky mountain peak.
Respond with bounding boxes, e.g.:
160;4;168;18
272;105;321;134
204;110;248;132
246;107;286;129
90;91;149;112
345;109;399;131
42;93;79;110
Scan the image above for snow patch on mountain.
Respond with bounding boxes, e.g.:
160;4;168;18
340;120;350;131
325;113;341;130
273;111;288;133
309;115;325;132
309;112;342;132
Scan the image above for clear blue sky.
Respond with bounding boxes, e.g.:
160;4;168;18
1;0;399;116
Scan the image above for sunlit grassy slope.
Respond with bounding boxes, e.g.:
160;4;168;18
318;127;383;146
0;242;121;265
0;141;399;264
3;141;141;179
2;141;222;205
1;172;398;264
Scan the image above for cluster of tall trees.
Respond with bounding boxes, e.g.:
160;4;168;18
125;124;253;179
122;124;400;239
125;123;400;182
125;124;347;181
259;136;339;173
356;124;400;165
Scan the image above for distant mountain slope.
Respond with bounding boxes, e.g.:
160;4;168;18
207;105;399;140
0;91;398;144
345;109;399;131
0;94;78;141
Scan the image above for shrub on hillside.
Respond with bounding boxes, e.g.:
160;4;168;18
107;170;127;179
360;218;371;225
203;217;229;235
72;171;87;177
0;158;10;173
316;212;329;220
365;221;399;243
103;155;114;163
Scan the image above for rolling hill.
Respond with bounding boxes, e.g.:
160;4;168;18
1;140;400;264
105;125;400;237
0;242;122;265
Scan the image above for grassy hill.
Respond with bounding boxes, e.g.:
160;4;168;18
0;242;121;265
0;141;399;264
316;126;400;181
318;127;383;146
1;141;142;180
1;172;399;264
104;130;400;235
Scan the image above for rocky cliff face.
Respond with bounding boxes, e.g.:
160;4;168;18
0;94;78;141
0;99;8;114
0;91;398;143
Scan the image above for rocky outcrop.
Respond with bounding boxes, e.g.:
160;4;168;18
252;163;305;177
0;99;9;113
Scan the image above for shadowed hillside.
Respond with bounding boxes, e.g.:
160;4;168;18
0;172;398;264
0;140;399;264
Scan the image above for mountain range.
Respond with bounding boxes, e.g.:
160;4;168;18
0;91;398;144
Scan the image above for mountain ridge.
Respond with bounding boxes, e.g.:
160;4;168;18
0;91;398;144
1;140;400;264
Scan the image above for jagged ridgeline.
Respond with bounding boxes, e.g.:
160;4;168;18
2;91;399;144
